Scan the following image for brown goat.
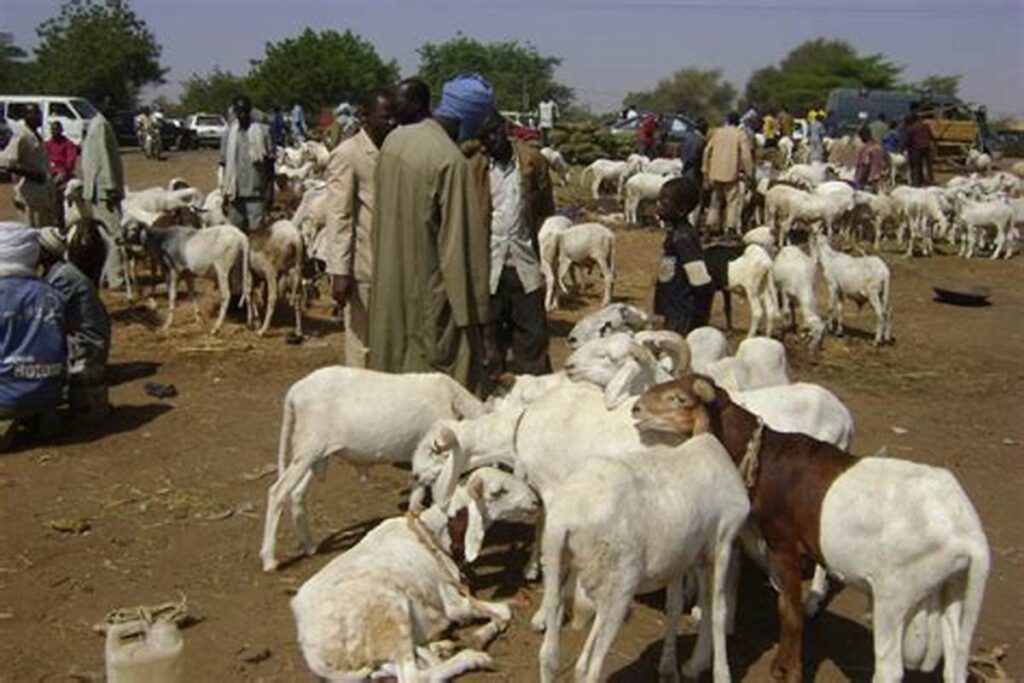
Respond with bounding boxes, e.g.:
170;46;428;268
633;374;854;682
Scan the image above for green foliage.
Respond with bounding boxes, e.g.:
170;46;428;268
744;38;903;114
416;35;573;111
551;122;633;164
32;0;166;111
179;68;248;116
915;74;961;97
0;33;30;92
246;28;398;111
624;68;736;124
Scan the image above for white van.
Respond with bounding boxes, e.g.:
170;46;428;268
0;95;100;145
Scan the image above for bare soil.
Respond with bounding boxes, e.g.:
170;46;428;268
0;149;1021;682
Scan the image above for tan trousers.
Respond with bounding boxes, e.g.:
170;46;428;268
707;180;742;234
343;283;371;368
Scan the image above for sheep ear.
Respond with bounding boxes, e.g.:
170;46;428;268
604;358;645;410
693;378;716;405
467;475;484;501
463;498;486;563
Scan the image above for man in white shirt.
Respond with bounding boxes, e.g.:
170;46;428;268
477;110;554;376
537;98;558;147
0;105;55;227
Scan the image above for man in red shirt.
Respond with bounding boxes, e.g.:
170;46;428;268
854;126;884;191
904;113;934;186
636;113;659;157
44;121;78;185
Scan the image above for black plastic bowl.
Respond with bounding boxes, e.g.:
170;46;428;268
933;285;992;307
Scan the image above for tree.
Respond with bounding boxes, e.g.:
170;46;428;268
416;35;573;111
743;39;902;114
624;68;736;124
246;28;398;111
179;68;249;115
0;33;30;92
915;74;961;97
32;0;166;111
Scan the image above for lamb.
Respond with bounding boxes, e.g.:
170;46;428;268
537;434;749;683
248;218;304;336
706;243;778;338
259;367;485;571
292;468;539;682
772;245;826;349
888;152;908;186
543;222;615;311
686;326;728;373
953;196;1016;260
623;172;669;225
566;302;649;349
634;375;990;683
813;235;893;345
128;211;252;334
539;146;570;185
579;158;628;199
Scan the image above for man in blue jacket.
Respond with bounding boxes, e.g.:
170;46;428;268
0;223;66;446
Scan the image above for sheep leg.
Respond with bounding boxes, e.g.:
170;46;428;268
416;649;493;681
769;550;805;683
260;456;318;571
804;565;830;617
259;268;278;336
211;265;231;334
289;467;317;557
576;590;632;683
184;273;203;328
868;289;886;346
162;268;177;331
746;288;762;339
991;223;1006;261
591;177;602;201
524;514;544;583
292;265;304;335
598;257;614;307
439;582;511;649
658;576;684;681
869;584;912;683
722;290;733;331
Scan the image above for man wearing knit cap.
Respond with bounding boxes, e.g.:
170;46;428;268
0;223;66;429
36;227;111;413
368;72;496;391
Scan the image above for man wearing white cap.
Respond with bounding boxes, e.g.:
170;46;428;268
0;223;66;428
368;73;497;391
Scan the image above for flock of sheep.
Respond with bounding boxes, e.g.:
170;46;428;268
51;135;1012;680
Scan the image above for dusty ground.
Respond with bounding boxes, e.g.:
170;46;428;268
0;149;1021;682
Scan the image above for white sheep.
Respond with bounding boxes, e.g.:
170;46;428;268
706;337;790;393
123;186;204;215
540;146;570;185
685;326;728;374
292;468;539;682
623;172;669;225
249;218;304;336
543;222;615;311
852;190;899;248
778;161;829;187
642;157;683;177
772;244;826;349
966;148;992;174
733;381;855;450
766;185;854;244
953;196;1016;260
813;235;893;345
200;188;229;228
726;244;779;339
579;158;628;199
259;367;485;571
290;182;330;261
889;186;945;257
566;302;649;349
537;434;749;683
777;136;794;168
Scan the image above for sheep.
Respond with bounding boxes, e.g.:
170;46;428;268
248;218;304;336
292;468;539;682
634;375;990;683
642;157;683;177
623;172;669;225
888;152;908;186
772;245;826;349
579;158;628;199
766;185;854;244
852;190;899;249
686;326;728;374
199;188;229;228
706;243;778;338
291;182;330;261
259;367;485;571
813;235;893;345
777;135;794;168
966;148;992;174
566;302;649;349
1011;160;1024;179
889;186;945;256
167;177;191;191
543;222;615;311
537;434;749;683
707;337;790;393
953;196;1016;260
275;161;315;195
123;186;204;215
127;209;252;334
540;146;570;185
778;161;829;187
537;215;571;303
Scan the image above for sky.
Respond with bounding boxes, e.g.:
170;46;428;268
3;0;1023;116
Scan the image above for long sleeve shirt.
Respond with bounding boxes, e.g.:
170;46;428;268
45;136;79;179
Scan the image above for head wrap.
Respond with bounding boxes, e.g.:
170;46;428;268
37;227;67;257
0;222;41;278
434;72;494;141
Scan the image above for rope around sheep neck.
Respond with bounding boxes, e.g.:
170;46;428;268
738;417;765;488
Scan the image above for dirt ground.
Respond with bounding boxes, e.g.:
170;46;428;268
0;149;1021;682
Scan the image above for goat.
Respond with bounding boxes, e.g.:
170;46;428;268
634;375;990;683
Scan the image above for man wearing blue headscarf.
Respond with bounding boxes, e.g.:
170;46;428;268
368;73;496;391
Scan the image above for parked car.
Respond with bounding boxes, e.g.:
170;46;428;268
111;111;197;150
609;113;699;156
186;113;227;148
0;94;99;144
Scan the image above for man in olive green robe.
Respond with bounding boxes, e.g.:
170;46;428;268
368;74;495;390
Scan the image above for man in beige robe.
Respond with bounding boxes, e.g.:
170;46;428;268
702;111;752;234
80;112;126;289
368;74;495;390
0;105;55;227
324;90;396;368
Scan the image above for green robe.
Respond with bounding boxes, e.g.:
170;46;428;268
368;119;491;389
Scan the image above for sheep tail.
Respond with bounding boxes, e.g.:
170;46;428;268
277;392;296;477
955;541;990;677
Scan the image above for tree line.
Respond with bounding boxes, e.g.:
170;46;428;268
2;0;963;123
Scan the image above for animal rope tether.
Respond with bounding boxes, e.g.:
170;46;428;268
404;512;469;594
738;417;765;488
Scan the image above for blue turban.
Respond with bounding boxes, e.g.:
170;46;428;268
434;72;494;141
